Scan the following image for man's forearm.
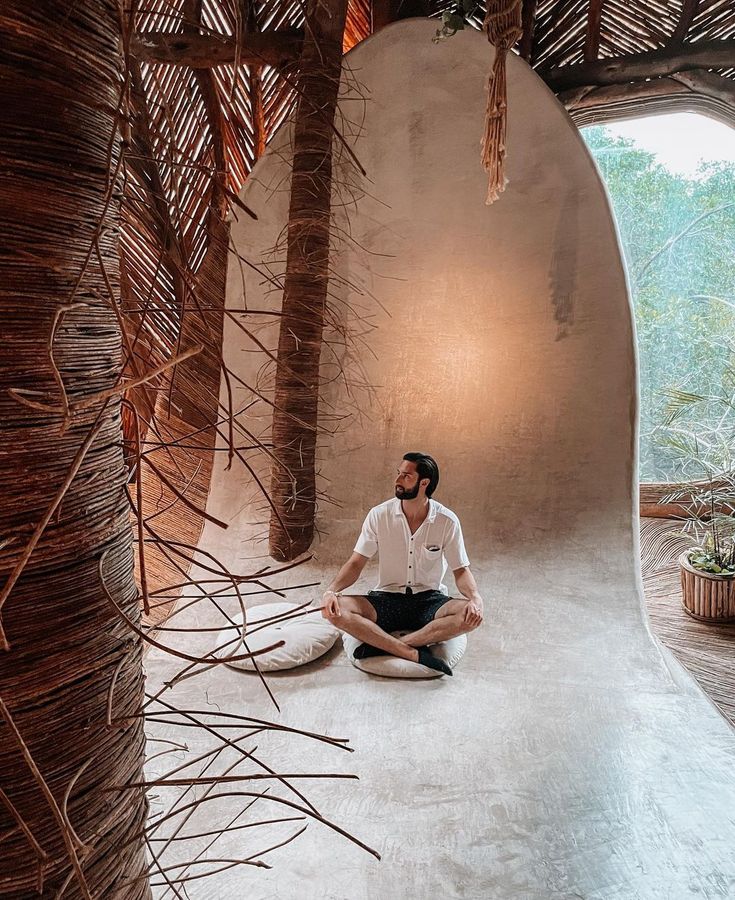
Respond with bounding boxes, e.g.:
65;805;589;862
455;567;482;603
327;561;362;594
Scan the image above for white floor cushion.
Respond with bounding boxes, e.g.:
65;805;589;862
214;602;339;671
343;631;467;678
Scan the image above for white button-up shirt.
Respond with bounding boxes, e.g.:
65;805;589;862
354;498;470;594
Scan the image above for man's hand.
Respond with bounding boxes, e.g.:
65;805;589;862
463;597;484;628
322;590;341;619
454;568;483;628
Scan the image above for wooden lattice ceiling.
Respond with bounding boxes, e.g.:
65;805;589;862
122;0;370;354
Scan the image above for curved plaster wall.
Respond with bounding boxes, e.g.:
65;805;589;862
219;20;636;568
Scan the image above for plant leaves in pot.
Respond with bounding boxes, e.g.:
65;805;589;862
656;382;735;624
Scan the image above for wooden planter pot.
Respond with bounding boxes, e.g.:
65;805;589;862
679;551;735;624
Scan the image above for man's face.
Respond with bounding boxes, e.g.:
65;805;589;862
395;461;423;500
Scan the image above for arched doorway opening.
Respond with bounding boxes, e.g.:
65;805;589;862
582;113;735;509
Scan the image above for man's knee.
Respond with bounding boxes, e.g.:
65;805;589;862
451;612;481;633
438;599;472;618
437;599;483;631
323;608;347;628
321;597;376;629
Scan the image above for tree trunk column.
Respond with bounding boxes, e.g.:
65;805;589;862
268;0;349;561
0;3;151;897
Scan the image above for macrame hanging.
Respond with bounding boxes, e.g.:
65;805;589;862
481;0;523;204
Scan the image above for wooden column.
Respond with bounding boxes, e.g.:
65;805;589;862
268;0;349;560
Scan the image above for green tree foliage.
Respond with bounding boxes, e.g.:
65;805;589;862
582;125;735;482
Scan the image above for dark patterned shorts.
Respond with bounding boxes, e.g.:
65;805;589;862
365;588;450;633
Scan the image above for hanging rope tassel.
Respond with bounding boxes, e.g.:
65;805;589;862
481;0;523;204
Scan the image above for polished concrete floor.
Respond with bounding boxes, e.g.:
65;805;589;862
144;553;735;900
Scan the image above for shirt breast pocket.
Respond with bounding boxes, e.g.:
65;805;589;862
420;545;443;583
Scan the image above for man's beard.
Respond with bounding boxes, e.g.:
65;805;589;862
395;482;420;500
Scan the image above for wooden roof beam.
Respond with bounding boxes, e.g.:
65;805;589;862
518;0;538;62
671;0;699;44
132;29;303;68
561;70;735;125
545;39;735;92
182;0;228;223
670;67;735;108
561;70;735;110
584;0;603;61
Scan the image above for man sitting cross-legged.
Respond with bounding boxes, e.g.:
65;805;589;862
321;451;484;677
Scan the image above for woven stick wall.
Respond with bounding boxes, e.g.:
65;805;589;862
0;2;150;896
136;219;230;624
121;0;374;593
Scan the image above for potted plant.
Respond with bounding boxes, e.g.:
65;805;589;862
657;381;735;624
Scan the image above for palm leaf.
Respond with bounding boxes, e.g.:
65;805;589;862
660;388;707;425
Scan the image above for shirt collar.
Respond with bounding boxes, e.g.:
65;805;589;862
392;497;437;521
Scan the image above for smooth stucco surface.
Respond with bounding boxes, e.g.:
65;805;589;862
144;21;735;899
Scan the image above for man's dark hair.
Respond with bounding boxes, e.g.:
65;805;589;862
403;452;439;497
